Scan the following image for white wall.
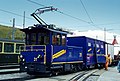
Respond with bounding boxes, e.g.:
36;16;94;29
114;44;120;55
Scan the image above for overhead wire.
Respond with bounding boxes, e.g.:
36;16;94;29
0;8;34;27
56;10;91;24
27;0;91;24
27;0;45;6
79;0;102;30
0;9;33;20
79;0;93;23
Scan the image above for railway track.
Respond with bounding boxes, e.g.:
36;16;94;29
0;64;20;74
0;68;105;81
69;69;98;81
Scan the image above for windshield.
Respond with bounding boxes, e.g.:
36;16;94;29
26;32;49;45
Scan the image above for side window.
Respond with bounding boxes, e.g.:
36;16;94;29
0;42;2;52
88;42;91;46
96;44;99;48
101;45;103;48
16;44;24;53
4;43;14;52
62;35;66;46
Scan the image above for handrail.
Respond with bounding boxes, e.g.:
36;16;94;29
20;45;46;51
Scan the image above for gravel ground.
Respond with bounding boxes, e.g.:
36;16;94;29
0;73;29;80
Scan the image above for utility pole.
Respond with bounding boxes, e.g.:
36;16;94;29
12;18;15;40
22;11;25;40
23;11;25;29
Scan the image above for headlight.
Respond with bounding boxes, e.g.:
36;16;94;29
23;59;25;61
25;66;27;69
20;55;23;58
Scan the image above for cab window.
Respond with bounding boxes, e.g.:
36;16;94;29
52;34;57;45
31;33;36;45
62;35;66;45
38;33;49;45
26;33;30;45
56;34;61;45
52;34;61;45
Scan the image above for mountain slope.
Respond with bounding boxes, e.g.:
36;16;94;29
0;25;24;40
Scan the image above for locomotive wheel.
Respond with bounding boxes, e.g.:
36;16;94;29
77;64;83;71
71;64;77;72
48;73;52;77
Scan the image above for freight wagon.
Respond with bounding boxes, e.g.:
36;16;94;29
67;36;106;68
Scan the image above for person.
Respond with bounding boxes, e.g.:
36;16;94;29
105;54;110;70
117;61;120;72
117;51;120;72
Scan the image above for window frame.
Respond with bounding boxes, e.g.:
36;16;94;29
16;43;24;53
0;42;2;52
4;42;14;53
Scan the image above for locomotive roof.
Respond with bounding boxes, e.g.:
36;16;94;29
21;24;69;35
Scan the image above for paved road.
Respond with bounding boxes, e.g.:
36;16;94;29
97;67;120;81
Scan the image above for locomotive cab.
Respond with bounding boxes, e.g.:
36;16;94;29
20;24;67;74
20;24;83;75
23;25;67;46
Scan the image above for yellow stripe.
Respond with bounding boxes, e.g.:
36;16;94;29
52;61;83;64
53;50;66;59
88;48;92;52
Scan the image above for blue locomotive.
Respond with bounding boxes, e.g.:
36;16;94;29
20;24;106;75
20;24;84;75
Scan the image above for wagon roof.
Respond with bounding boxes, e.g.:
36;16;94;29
0;38;24;43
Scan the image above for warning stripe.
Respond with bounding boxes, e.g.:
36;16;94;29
53;50;66;59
